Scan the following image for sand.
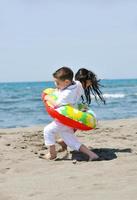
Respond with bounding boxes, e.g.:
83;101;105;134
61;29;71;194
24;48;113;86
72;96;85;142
0;118;137;200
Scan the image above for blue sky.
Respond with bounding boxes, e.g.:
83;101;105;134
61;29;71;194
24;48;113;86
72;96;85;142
0;0;137;82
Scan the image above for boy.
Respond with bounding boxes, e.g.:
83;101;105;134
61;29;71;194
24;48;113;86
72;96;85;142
43;67;99;160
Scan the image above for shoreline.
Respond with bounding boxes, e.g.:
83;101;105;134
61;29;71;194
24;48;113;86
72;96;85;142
1;117;137;132
0;117;137;200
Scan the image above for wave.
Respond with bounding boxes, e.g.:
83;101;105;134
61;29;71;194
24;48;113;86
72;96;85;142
0;100;21;104
101;93;137;99
103;93;125;98
91;92;137;99
91;93;125;99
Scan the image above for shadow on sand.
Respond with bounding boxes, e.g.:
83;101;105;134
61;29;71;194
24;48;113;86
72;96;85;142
70;148;132;162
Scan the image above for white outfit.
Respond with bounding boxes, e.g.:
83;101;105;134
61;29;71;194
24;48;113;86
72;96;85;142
43;81;84;151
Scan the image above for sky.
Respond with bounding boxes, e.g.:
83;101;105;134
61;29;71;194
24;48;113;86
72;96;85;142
0;0;137;82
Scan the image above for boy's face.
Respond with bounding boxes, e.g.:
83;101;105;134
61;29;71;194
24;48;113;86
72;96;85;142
54;78;71;89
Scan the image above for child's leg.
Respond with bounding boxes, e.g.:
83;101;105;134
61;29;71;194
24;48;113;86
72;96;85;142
43;120;71;159
56;139;67;152
43;121;58;159
59;126;99;160
56;129;77;152
44;145;56;160
79;144;99;160
59;128;81;151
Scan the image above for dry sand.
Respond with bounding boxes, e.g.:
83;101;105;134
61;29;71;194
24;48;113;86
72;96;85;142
0;118;137;200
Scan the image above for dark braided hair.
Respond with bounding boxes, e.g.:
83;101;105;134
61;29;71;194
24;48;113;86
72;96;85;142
75;68;106;105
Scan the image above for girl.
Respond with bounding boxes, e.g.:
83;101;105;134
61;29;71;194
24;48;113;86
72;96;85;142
57;68;105;154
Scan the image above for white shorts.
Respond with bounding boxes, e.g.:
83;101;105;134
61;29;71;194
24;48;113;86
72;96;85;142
43;120;81;151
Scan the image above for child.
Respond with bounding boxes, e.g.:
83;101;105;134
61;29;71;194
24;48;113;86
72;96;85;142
57;68;105;153
42;67;99;160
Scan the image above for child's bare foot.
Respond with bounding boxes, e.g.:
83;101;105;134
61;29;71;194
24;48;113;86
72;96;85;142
88;152;99;161
56;140;67;152
79;144;100;161
58;146;67;152
46;152;57;160
39;152;57;160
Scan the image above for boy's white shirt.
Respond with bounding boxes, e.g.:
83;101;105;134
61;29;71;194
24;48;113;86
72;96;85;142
55;80;84;107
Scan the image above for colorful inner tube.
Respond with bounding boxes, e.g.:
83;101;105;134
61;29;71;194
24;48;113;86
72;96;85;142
42;88;97;130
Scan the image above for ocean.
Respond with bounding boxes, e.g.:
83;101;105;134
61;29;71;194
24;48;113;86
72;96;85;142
0;79;137;128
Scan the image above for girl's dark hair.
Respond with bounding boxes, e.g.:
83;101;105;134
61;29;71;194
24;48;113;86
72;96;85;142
53;67;73;81
75;68;105;104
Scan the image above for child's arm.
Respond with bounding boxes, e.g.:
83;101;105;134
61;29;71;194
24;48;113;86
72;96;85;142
44;90;73;108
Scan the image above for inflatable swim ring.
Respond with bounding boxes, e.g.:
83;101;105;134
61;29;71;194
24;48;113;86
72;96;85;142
42;88;97;130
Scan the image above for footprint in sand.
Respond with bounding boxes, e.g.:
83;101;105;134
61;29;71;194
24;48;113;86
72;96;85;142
0;167;10;174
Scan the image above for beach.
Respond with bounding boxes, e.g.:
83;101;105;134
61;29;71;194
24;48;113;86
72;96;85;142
0;118;137;200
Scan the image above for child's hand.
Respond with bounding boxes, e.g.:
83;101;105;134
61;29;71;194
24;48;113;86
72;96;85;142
44;95;49;101
42;93;47;101
44;95;58;107
78;103;88;112
81;108;87;112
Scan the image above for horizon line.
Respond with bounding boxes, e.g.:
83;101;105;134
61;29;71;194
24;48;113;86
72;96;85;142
0;77;137;83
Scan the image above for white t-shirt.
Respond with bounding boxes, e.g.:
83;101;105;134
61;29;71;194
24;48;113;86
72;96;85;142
56;81;84;107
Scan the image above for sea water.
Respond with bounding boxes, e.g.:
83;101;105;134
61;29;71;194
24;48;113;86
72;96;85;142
0;79;137;128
